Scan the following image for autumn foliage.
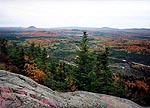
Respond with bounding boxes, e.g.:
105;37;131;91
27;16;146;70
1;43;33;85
16;31;60;37
23;62;46;83
26;38;55;46
105;38;150;54
1;30;150;106
22;55;46;82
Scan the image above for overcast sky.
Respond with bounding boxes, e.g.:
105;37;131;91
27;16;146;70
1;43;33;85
0;0;150;28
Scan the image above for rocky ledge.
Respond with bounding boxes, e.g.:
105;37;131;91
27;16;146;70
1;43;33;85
0;70;145;108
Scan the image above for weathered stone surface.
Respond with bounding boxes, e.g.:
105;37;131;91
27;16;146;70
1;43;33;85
0;70;145;108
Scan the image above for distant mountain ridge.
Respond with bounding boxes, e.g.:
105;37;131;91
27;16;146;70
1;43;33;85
0;26;150;32
28;26;37;29
53;26;118;30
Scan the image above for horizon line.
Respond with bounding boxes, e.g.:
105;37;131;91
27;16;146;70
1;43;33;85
0;26;150;29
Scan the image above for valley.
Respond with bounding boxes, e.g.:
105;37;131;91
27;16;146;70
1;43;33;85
0;27;150;75
0;26;150;106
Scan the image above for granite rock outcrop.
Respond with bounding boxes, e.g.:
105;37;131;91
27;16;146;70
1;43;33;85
0;70;145;108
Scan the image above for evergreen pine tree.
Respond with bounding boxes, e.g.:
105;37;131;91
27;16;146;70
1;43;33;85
10;46;24;67
28;43;36;59
35;47;49;72
92;47;113;93
74;32;95;90
74;32;124;96
0;38;9;62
